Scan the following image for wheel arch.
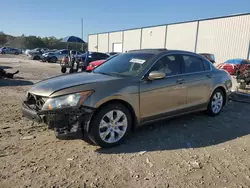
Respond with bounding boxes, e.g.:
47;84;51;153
211;85;227;106
87;99;138;133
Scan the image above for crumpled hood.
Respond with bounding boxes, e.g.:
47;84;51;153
29;72;118;96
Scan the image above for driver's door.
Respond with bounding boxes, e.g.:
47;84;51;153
139;54;187;122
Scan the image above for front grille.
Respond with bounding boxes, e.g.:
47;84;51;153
26;93;46;111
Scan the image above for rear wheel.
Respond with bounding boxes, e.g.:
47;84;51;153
206;88;225;116
239;83;246;90
89;103;132;148
33;56;40;60
61;67;67;73
1;51;5;54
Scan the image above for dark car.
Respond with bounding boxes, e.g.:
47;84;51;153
199;53;215;64
106;52;120;56
22;49;232;148
60;52;110;73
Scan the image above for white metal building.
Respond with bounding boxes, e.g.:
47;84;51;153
88;13;250;64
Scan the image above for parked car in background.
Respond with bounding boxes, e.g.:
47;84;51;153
0;47;21;55
199;53;216;64
25;49;31;55
60;51;110;73
106;52;120;56
41;49;69;63
217;59;250;75
86;53;119;72
22;49;232;148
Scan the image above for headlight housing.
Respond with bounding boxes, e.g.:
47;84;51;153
41;91;93;111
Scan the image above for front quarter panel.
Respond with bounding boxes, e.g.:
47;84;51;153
50;77;141;123
84;78;140;120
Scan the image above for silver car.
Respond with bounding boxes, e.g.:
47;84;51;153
22;49;232;148
41;49;69;63
0;47;20;55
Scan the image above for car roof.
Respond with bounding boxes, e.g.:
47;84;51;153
226;58;243;62
199;53;214;55
128;49;200;56
128;48;168;54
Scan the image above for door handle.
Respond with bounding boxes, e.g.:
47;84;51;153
206;73;212;78
176;78;184;84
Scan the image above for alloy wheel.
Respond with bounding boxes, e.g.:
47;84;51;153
211;92;223;113
99;110;128;144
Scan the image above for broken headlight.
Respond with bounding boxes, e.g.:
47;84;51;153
42;91;93;111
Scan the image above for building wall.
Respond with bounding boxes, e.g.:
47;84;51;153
88;35;98;52
97;33;109;52
109;31;123;52
123;29;141;52
89;14;250;62
196;14;250;64
166;21;198;52
141;26;166;49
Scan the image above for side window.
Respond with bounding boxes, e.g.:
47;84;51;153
202;59;211;71
61;50;68;54
151;55;182;76
182;55;205;73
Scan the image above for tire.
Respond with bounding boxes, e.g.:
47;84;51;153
239;83;246;90
206;88;225;116
50;56;57;63
61;67;67;74
1;51;5;54
33;56;40;60
89;103;132;148
14;52;18;55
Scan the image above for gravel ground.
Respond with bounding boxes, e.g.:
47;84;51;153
1;55;250;188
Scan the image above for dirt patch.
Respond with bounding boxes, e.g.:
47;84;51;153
1;58;250;188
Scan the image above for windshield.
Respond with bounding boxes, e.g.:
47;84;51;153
93;53;154;77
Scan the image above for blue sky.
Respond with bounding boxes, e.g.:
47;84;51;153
1;0;249;41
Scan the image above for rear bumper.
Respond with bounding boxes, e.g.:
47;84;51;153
22;102;95;138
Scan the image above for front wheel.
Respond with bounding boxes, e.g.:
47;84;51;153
89;103;132;148
15;52;18;55
50;56;57;63
206;88;225;116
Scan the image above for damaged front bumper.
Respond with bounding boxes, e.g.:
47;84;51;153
22;102;95;139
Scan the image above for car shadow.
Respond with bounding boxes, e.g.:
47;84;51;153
0;66;12;69
96;101;250;154
0;79;33;87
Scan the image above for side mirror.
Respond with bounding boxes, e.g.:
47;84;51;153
148;71;166;80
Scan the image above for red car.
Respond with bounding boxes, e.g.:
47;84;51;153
86;59;105;72
86;54;119;72
217;59;250;75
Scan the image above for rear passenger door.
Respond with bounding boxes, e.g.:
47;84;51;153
180;54;213;107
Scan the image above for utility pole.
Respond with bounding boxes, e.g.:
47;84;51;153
81;18;84;51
